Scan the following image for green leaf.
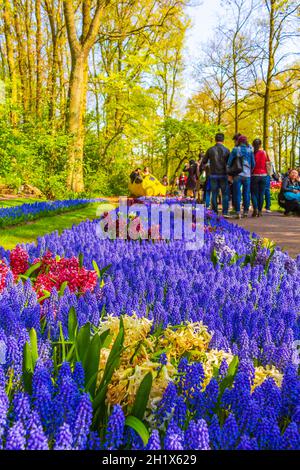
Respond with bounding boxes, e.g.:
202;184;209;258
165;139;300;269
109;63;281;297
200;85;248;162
75;323;91;366
92;261;112;280
92;319;125;419
211;248;218;266
131;372;152;420
219;356;239;396
22;342;33;394
37;290;51;303
59;322;66;362
23;341;33;373
65;344;76;363
85;333;102;396
99;264;112;279
22;262;42;279
79;253;84;268
58;281;68;297
92;260;101;278
29;328;38;366
125;416;150;446
68;307;78;342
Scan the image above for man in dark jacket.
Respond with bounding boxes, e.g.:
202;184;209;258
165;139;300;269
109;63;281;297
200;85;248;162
201;133;230;216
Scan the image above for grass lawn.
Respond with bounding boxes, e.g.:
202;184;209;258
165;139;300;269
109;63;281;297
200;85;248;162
0;198;43;208
0;202;113;250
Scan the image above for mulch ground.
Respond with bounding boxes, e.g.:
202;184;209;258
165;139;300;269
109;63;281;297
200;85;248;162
232;211;300;258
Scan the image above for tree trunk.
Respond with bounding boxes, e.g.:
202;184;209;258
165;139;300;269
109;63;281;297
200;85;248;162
13;0;29;120
263;0;275;153
278;124;282;173
35;0;42;118
232;34;238;134
66;52;86;192
3;0;18;126
272;122;278;170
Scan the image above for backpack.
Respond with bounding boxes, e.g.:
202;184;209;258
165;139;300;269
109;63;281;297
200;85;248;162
227;148;243;177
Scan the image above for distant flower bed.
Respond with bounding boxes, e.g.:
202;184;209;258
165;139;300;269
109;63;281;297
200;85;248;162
0;198;105;228
271;181;282;191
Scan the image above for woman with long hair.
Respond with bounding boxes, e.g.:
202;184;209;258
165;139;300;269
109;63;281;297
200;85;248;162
251;139;270;217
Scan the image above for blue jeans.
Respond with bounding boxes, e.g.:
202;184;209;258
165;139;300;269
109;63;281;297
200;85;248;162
251;176;267;211
233;176;251;213
210;176;229;215
205;177;211;208
265;175;271;210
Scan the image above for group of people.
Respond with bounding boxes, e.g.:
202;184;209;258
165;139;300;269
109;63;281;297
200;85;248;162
129;133;300;217
197;132;273;218
176;132;293;218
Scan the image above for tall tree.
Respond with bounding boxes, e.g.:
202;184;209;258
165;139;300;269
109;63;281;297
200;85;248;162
63;0;109;192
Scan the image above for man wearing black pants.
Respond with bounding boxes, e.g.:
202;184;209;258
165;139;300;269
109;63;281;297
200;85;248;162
201;133;230;217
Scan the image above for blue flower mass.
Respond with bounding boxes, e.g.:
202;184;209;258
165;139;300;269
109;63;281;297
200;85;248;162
0;198;105;228
0;200;299;450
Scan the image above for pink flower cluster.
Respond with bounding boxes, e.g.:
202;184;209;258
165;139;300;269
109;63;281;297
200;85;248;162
33;252;98;299
0;260;9;292
10;245;29;279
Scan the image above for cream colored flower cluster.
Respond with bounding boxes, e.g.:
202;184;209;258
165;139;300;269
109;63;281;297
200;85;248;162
96;315;283;413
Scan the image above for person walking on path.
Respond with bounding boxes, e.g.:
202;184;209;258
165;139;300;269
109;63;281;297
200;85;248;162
201;133;230;216
227;135;255;219
265;175;272;213
251;138;270;217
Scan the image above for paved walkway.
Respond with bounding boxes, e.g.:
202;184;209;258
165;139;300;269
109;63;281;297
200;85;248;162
232;211;300;258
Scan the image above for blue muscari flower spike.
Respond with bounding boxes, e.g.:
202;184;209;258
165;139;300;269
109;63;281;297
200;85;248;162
12;392;31;424
219;359;228;378
5;421;26;450
185;419;210;450
282;422;300;450
0;387;9;441
0;366;5;389
73;362;85;389
173;395;187;427
256;417;282;450
146;430;161;450
57;362;72;386
237;435;259;450
220;414;240;450
104;404;125;450
155;382;178;426
54;423;73;450
164;420;184;450
27;411;49;450
72;393;93;450
87;431;102;450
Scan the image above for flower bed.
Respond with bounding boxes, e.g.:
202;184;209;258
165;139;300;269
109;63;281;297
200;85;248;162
0;201;299;450
0;198;105;228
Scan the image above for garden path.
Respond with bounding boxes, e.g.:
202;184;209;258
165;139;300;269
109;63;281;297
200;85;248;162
233;211;300;258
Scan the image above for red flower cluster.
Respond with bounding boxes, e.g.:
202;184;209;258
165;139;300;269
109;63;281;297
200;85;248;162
0;260;9;292
33;252;98;299
271;181;282;190
6;247;98;300
10;246;29;279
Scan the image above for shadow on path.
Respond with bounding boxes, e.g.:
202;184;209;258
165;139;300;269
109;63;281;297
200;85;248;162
232;211;300;258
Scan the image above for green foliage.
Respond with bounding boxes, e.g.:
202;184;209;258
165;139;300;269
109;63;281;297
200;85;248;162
22;328;39;394
130;372;153;420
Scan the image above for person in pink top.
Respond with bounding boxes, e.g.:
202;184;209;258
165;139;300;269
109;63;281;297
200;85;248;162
251;138;270;217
